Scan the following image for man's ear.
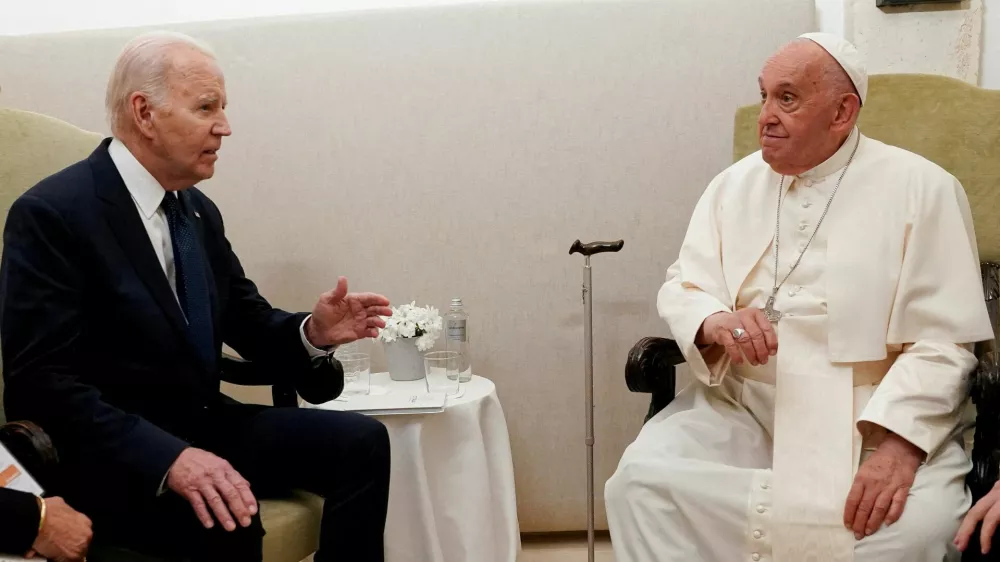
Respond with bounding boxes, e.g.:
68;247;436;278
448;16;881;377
833;93;861;131
130;92;158;140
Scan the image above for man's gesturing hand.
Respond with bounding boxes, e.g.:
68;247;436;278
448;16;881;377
697;309;778;366
843;433;924;540
167;448;257;531
305;276;392;348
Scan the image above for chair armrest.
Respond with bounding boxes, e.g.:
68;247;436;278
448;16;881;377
963;354;1000;561
0;421;59;491
219;354;344;408
625;337;684;394
969;355;1000;502
219;353;279;386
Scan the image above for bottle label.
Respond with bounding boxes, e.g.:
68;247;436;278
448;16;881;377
447;320;467;341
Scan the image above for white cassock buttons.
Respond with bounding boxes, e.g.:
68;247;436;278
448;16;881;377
756;504;766;513
802;200;812;209
753;530;763;539
798;223;809;231
760;482;769;490
804;179;814;187
752;553;761;561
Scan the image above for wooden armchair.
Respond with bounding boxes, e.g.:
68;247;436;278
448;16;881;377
0;107;329;562
624;74;1000;561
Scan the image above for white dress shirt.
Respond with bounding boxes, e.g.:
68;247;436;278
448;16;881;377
107;138;329;359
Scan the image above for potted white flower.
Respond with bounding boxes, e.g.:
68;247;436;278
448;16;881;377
377;301;443;381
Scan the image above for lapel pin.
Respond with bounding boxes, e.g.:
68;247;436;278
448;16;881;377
194;211;201;219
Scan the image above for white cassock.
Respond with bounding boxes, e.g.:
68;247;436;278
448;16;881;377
605;126;996;562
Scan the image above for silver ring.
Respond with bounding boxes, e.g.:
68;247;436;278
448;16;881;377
732;328;747;340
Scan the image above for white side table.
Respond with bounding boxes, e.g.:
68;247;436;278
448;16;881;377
315;374;521;562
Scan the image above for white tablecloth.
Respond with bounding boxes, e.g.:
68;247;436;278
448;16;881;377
321;373;521;562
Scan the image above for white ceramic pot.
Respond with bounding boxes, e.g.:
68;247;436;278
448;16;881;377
385;339;425;381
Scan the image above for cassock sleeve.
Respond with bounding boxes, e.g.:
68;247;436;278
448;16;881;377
657;174;734;386
858;172;994;456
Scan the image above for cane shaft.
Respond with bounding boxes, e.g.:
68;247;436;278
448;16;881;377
583;259;595;562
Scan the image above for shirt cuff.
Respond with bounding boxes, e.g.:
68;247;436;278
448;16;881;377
300;315;335;359
157;471;169;496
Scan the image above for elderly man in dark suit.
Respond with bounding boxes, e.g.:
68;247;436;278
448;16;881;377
0;31;392;562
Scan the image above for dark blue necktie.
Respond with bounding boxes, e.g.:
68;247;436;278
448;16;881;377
161;192;216;369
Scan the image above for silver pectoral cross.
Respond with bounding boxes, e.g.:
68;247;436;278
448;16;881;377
764;289;782;323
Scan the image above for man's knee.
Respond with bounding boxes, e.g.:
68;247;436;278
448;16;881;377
324;413;390;483
606;450;673;509
199;512;265;561
859;485;966;559
352;415;390;466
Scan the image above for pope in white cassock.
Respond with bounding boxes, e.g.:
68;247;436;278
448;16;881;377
605;33;996;562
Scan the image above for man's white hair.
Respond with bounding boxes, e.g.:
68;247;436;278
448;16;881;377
105;31;216;136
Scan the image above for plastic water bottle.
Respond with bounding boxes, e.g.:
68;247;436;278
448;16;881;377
444;298;472;382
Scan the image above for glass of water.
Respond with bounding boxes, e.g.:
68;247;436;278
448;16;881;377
339;353;371;396
423;351;460;396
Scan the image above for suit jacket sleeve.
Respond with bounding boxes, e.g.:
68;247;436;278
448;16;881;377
0;488;40;556
0;194;189;495
201;197;341;402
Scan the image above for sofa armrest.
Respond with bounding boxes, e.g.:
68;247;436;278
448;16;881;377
0;421;59;492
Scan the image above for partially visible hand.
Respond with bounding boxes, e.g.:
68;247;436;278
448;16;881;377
305;276;392;347
697;308;778;366
26;496;92;562
167;448;257;532
955;482;1000;554
843;432;924;540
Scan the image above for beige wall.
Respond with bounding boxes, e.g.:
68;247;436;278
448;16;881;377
817;0;988;86
981;0;999;87
0;0;814;531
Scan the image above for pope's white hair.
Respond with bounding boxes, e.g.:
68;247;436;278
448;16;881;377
105;31;216;137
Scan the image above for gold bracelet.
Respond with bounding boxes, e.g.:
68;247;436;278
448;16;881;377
35;496;46;533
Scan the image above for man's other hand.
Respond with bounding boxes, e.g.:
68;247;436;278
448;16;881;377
955;482;1000;555
26;497;92;562
843;433;924;540
305;276;392;348
167;448;257;531
697;309;778;366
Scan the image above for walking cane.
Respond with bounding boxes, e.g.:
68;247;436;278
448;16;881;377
569;238;624;562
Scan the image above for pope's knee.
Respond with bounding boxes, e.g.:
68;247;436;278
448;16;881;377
863;486;965;558
896;502;962;547
606;449;674;509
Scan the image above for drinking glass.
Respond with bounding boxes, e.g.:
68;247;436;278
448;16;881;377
339;353;371;396
423;351;461;396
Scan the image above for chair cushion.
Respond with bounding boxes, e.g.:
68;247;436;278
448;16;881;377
261;491;324;562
